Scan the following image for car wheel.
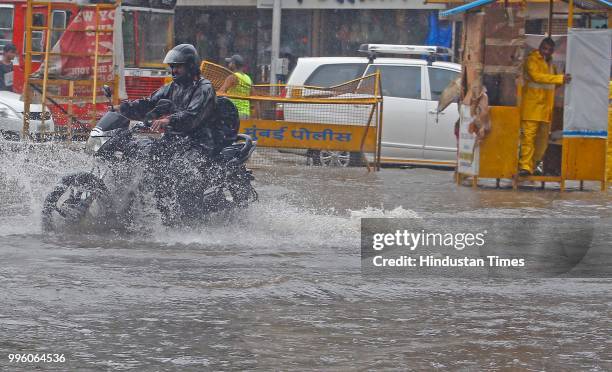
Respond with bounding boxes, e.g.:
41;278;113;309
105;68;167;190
307;150;364;167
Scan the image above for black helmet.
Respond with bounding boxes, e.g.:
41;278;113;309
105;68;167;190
163;44;201;82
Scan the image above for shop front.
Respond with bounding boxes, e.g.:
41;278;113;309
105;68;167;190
175;0;448;83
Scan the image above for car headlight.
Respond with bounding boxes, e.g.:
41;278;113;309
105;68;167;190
86;136;107;154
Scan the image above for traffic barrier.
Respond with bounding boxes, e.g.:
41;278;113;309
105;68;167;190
201;61;383;169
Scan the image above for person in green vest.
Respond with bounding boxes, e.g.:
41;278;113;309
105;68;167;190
219;54;252;119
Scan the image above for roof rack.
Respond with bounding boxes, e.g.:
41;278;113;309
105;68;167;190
357;44;452;64
358;44;452;56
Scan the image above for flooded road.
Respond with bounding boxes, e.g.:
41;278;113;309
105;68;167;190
1;142;611;371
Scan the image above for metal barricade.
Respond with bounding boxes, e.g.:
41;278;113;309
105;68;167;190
201;61;383;169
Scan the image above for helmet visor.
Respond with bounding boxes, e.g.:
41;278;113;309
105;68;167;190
163;49;187;64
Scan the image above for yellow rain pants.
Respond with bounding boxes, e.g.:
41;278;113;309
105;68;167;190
519;120;550;173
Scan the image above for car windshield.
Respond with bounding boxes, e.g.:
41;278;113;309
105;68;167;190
304;63;367;87
365;65;422;99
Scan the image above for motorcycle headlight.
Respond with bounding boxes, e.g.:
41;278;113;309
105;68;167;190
86;136;107;154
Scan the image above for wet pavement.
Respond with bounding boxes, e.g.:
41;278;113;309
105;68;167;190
1;142;611;371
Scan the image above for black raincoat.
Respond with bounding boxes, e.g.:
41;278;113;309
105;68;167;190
120;77;219;147
120;77;221;224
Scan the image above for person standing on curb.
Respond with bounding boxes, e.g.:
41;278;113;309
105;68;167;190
0;43;17;92
518;37;571;177
219;54;252;119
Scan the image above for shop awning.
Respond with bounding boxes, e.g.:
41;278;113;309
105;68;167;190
440;0;611;17
570;0;612;9
439;0;497;17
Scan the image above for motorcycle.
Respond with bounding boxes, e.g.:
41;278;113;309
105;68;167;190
42;86;257;231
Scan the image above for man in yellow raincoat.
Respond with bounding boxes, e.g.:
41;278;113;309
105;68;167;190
519;38;571;177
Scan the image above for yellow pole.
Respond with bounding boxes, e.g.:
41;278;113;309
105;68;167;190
40;2;54;137
376;71;383;171
568;0;574;28
22;0;34;139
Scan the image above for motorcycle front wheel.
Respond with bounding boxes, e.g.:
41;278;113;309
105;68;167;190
227;166;258;208
42;172;111;232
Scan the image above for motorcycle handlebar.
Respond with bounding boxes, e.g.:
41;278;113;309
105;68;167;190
236;134;253;146
232;134;255;164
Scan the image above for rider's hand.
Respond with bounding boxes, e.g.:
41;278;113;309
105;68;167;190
151;118;170;132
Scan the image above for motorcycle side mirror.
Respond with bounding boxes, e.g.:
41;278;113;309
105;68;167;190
103;85;114;111
103;85;113;99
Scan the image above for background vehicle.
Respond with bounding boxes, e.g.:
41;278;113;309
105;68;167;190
0;90;53;140
282;44;461;167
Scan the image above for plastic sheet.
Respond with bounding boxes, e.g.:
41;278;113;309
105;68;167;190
563;29;611;137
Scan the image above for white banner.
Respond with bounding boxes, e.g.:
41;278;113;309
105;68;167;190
563;29;611;137
457;104;479;176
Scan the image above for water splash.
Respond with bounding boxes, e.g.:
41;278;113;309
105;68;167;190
0;140;419;245
0;139;91;235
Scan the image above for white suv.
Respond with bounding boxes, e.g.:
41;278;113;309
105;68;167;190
284;45;460;167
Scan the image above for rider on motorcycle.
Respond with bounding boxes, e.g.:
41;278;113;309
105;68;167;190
118;44;221;153
42;45;256;230
117;44;221;224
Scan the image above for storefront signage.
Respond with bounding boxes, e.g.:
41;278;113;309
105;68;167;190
256;0;443;10
38;8;116;81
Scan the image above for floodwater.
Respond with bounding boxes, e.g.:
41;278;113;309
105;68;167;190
1;141;611;371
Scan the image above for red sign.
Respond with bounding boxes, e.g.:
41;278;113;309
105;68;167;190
41;7;116;82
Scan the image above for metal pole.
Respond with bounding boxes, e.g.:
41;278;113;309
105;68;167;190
270;0;281;86
568;0;574;28
548;0;554;36
68;81;74;142
22;0;34;139
451;21;456;62
92;4;101;129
